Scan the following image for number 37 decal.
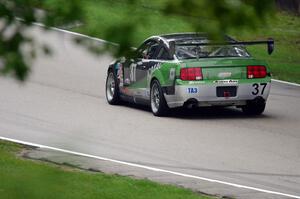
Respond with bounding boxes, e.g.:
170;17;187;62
252;83;267;95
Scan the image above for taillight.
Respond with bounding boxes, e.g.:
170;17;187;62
180;67;203;81
247;65;267;79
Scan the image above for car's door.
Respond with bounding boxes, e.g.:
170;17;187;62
123;40;161;99
122;41;150;87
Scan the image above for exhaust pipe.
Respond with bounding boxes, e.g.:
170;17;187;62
184;99;198;109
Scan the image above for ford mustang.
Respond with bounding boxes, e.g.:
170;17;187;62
105;33;274;116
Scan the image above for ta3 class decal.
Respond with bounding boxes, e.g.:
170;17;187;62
187;87;198;94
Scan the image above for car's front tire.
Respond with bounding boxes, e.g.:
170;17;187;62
241;98;266;115
150;80;169;116
106;70;121;105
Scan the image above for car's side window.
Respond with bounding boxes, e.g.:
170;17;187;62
136;40;160;60
157;47;170;60
136;43;149;59
147;43;159;59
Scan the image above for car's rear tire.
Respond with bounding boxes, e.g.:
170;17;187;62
150;80;169;116
241;99;266;115
106;70;121;105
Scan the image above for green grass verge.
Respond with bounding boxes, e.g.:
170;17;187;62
0;140;213;199
70;0;300;83
233;13;300;83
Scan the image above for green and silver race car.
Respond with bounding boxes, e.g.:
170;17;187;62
106;33;274;116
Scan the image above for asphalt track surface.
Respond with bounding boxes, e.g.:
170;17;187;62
0;26;299;198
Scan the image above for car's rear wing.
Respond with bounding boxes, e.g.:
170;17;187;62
169;38;275;55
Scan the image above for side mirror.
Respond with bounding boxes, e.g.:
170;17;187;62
267;38;274;55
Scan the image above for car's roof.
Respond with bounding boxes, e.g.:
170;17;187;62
153;33;236;44
160;33;207;41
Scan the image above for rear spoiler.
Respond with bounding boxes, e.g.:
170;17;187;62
169;38;275;55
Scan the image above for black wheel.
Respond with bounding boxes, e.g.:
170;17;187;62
150;80;169;116
241;99;266;115
106;70;121;105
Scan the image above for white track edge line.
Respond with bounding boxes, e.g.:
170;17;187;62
32;22;118;46
31;21;300;87
0;136;299;199
271;79;300;87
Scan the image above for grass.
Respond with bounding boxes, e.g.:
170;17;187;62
69;0;300;83
72;0;193;45
233;13;300;83
0;140;213;199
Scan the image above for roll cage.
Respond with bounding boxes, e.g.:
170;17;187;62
136;34;274;61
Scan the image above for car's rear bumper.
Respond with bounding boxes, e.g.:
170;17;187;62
164;82;271;108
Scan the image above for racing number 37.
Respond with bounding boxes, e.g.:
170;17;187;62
252;83;267;95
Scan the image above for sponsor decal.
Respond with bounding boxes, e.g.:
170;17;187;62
134;89;148;97
121;87;130;95
135;90;140;95
147;63;161;81
188;81;205;84
213;80;239;84
130;63;137;82
187;87;198;94
146;90;150;97
218;72;232;79
149;63;161;71
124;78;131;84
116;63;123;86
169;68;176;80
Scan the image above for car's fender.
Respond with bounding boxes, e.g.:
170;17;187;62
149;63;179;94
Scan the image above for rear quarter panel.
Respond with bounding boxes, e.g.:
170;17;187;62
149;62;180;87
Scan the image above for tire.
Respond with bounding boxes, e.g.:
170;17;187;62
106;70;121;105
241;99;266;115
150;80;169;116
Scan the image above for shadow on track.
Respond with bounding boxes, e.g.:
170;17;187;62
118;102;273;120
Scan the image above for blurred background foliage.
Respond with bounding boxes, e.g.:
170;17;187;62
0;0;83;80
1;0;298;82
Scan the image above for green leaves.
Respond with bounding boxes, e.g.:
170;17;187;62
163;0;275;38
0;0;83;81
0;0;274;81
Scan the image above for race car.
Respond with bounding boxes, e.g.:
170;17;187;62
105;33;274;116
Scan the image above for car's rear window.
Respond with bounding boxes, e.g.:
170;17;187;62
175;40;251;60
